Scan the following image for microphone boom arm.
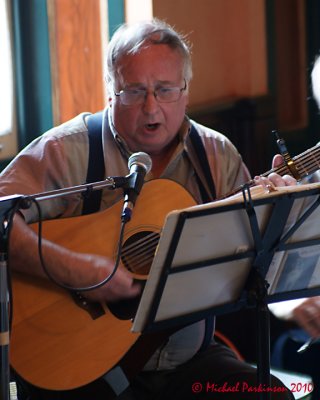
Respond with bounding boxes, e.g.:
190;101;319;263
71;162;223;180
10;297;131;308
20;176;128;208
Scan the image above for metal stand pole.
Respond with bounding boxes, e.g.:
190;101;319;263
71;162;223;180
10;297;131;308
246;267;271;400
0;254;10;400
0;196;24;400
256;291;271;400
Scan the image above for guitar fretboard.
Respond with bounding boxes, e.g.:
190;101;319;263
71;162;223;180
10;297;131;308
262;143;320;180
223;143;320;199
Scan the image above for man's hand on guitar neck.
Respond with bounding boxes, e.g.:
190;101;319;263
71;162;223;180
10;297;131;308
254;154;297;189
9;214;141;303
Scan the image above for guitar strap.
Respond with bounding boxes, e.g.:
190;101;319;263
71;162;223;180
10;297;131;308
83;111;216;362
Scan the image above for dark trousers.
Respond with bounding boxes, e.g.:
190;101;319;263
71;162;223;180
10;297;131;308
16;343;294;400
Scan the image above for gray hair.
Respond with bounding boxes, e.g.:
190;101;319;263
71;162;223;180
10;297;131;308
106;19;192;89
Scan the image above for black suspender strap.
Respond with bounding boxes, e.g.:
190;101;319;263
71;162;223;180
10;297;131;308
189;123;216;202
82;111;105;215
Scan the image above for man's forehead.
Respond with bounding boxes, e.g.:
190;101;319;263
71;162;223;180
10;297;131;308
114;47;184;84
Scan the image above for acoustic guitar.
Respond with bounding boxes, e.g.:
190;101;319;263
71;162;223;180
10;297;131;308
10;179;196;391
10;142;320;390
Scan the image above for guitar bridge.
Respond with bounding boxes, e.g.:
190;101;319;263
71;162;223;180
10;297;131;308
70;291;105;320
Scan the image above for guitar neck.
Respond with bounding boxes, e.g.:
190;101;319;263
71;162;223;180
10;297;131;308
224;142;320;199
262;142;320;180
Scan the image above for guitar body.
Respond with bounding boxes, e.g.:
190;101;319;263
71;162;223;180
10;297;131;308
10;179;196;390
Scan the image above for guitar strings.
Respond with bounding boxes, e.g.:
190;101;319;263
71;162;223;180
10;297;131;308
123;244;156;266
121;231;159;256
297;148;320;175
295;148;320;179
123;243;157;268
121;231;160;273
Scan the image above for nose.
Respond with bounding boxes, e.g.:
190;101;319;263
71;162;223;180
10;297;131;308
142;90;159;114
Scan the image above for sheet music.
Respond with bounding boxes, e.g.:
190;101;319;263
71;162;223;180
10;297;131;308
265;188;320;295
267;246;320;295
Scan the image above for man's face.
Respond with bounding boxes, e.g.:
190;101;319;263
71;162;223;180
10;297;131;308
109;44;188;156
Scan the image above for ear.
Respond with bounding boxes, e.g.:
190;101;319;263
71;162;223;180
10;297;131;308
106;79;114;107
107;87;114;107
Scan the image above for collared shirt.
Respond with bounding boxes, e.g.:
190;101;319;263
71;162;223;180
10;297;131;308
0;107;251;370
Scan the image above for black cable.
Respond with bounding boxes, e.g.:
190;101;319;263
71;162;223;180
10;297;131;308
30;198;127;293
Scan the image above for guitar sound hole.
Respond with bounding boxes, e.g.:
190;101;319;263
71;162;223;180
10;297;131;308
121;230;160;276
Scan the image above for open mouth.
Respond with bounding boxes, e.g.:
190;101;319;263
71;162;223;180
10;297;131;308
145;123;160;131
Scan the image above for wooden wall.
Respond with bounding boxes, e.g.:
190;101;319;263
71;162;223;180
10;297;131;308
152;0;268;110
48;0;269;124
47;0;106;125
273;0;308;132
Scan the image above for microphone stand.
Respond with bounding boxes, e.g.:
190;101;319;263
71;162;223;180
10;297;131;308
0;176;127;400
0;195;28;400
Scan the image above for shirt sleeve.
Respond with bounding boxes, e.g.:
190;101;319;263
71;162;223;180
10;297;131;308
0;114;90;222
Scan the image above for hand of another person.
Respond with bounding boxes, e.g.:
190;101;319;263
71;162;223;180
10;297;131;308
291;296;320;337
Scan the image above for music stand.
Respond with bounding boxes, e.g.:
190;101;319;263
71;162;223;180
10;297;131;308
132;182;320;400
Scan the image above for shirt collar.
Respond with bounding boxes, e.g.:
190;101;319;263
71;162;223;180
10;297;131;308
107;108;132;158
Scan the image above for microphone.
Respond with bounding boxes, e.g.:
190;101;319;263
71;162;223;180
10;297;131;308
122;152;152;222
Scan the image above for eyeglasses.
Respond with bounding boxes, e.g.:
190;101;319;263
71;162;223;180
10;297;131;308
114;79;187;106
